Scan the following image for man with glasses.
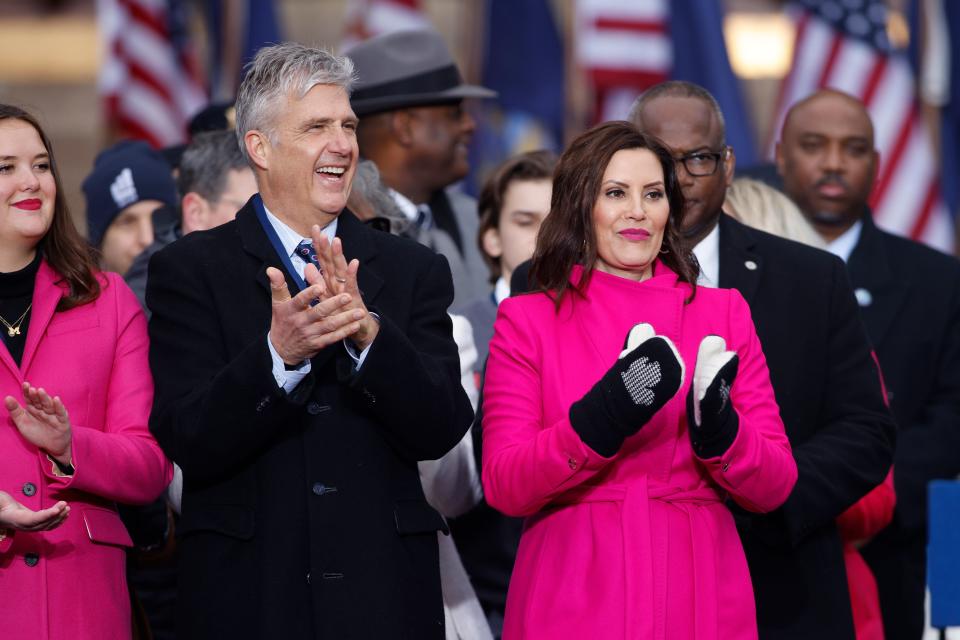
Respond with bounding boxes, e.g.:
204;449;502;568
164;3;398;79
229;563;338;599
629;81;896;640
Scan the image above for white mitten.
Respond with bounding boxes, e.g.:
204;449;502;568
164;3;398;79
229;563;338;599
687;335;740;458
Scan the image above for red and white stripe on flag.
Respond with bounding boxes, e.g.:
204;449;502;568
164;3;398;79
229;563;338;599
341;0;429;52
96;0;206;149
770;4;953;252
574;0;671;123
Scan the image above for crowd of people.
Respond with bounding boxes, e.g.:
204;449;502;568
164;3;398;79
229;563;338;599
0;26;957;640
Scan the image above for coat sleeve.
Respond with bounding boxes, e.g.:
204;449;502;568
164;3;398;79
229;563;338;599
773;259;896;545
481;299;614;517
696;290;797;513
836;468;895;542
341;252;474;462
44;275;172;504
146;242;313;485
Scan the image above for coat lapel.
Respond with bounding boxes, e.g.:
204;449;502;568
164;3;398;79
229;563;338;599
18;260;65;376
845;214;907;348
717;215;763;304
335;210;383;308
237;202;288;300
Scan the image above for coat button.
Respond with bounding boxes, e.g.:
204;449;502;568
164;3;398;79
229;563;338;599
255;396;271;412
567;458;579;470
744;260;758;271
307;402;329;415
24;552;39;567
721;462;730;473
22;482;36;497
312;483;337;496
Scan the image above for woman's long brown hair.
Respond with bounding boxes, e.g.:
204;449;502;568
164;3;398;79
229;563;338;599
0;105;101;310
530;120;698;308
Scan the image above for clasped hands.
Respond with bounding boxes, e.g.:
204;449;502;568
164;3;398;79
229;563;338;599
269;226;379;366
1;382;72;532
570;324;740;457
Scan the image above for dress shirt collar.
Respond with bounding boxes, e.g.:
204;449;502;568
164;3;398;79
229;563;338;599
262;203;337;277
826;219;863;264
692;222;721;287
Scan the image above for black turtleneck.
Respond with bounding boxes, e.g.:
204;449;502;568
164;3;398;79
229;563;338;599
0;251;41;366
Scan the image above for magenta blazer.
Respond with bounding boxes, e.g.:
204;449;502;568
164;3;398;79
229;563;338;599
0;261;172;640
482;264;798;640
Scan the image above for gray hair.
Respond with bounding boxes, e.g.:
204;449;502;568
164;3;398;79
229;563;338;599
178;130;249;201
628;81;727;145
235;42;356;163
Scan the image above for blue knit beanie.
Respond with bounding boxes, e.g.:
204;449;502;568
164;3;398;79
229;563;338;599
82;140;178;246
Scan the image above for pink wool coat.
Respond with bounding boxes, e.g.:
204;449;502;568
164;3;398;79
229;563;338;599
482;265;798;640
0;262;172;640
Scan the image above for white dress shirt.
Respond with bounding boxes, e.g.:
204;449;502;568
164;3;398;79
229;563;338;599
262;205;372;392
692;223;721;287
826;220;863;264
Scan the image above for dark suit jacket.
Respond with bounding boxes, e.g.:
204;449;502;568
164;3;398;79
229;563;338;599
146;202;473;639
718;215;896;640
851;214;960;640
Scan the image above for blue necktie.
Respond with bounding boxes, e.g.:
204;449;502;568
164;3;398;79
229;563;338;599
295;240;320;271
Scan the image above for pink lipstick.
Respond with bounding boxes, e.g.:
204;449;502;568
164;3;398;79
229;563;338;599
12;199;42;211
619;228;651;241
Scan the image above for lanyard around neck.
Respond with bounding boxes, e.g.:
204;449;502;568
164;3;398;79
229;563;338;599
252;194;309;293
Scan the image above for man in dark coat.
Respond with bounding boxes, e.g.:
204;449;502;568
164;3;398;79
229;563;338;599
146;42;472;640
628;81;896;640
777;88;960;640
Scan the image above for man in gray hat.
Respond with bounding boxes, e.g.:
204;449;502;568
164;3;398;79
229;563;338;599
346;29;496;307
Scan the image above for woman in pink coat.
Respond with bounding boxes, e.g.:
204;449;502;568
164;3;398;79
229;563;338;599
0;104;172;640
482;122;798;640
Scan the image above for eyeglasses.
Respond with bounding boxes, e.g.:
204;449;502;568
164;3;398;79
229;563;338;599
673;148;728;177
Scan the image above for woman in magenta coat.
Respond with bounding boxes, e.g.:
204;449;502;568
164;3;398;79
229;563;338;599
0;105;172;640
482;122;798;640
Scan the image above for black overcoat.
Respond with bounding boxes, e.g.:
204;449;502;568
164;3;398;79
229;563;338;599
718;215;896;640
146;202;473;639
851;214;960;640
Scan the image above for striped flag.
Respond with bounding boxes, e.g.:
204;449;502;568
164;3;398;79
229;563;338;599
96;0;207;148
574;0;670;123
771;0;954;252
341;0;430;52
574;0;758;165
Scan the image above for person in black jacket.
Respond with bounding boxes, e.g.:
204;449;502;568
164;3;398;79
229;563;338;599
777;88;960;640
625;81;896;640
146;42;472;639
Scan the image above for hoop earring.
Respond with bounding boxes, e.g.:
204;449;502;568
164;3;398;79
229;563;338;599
659;247;670;255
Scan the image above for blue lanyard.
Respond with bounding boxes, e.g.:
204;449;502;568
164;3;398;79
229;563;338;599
252;194;308;293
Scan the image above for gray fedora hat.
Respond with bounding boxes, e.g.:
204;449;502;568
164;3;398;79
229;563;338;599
346;29;497;117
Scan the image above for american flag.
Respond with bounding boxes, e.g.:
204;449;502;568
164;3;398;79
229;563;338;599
341;0;430;52
96;0;207;148
574;0;670;123
771;0;954;252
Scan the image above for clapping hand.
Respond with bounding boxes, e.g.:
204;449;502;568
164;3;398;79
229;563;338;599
0;490;68;531
308;227;379;351
569;323;685;457
267;267;364;366
5;382;72;467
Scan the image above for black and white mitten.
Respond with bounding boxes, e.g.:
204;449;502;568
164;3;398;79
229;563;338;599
686;335;740;458
570;323;685;457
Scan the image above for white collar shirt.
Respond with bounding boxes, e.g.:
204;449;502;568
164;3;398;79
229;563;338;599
692;223;721;287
